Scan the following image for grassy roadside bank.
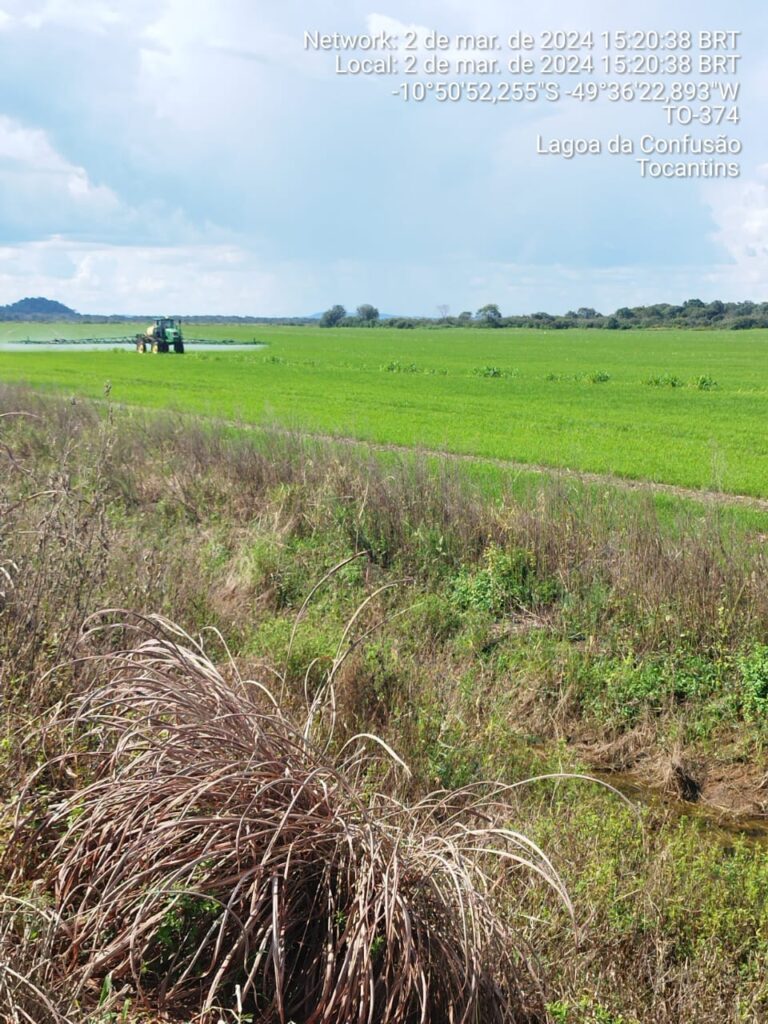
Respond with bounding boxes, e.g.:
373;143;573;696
2;386;768;1022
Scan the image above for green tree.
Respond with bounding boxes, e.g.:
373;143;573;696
320;304;346;327
476;303;502;326
356;304;379;323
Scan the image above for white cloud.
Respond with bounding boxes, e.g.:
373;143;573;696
0;115;121;215
137;0;303;132
367;13;429;42
4;0;132;32
0;237;281;314
0;113;228;251
706;169;768;293
708;170;768;258
0;235;755;318
0;0;766;315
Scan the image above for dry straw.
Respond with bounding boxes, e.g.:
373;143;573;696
4;612;575;1023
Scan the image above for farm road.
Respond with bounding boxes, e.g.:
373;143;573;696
97;398;768;513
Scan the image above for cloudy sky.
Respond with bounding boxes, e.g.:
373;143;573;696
0;0;766;315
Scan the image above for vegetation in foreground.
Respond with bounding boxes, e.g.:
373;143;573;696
1;325;768;496
1;387;768;1022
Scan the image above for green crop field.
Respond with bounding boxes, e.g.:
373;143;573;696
0;321;134;341
1;324;767;496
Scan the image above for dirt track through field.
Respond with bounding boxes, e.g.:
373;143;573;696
100;399;768;513
253;424;768;514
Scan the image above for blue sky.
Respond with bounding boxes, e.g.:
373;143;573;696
0;0;766;315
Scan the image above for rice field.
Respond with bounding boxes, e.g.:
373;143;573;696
1;323;767;496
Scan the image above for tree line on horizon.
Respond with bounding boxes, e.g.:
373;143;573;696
3;295;768;330
319;299;768;331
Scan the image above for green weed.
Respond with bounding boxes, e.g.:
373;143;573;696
451;544;558;616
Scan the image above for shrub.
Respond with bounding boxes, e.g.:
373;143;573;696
738;644;768;721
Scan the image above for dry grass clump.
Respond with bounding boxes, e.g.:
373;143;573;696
4;614;566;1023
0;896;72;1024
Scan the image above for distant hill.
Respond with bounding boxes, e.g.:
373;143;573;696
0;297;79;320
0;300;313;324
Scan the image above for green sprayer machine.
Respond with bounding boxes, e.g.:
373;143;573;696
135;317;185;354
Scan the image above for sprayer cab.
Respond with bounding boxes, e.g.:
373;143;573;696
136;317;185;354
